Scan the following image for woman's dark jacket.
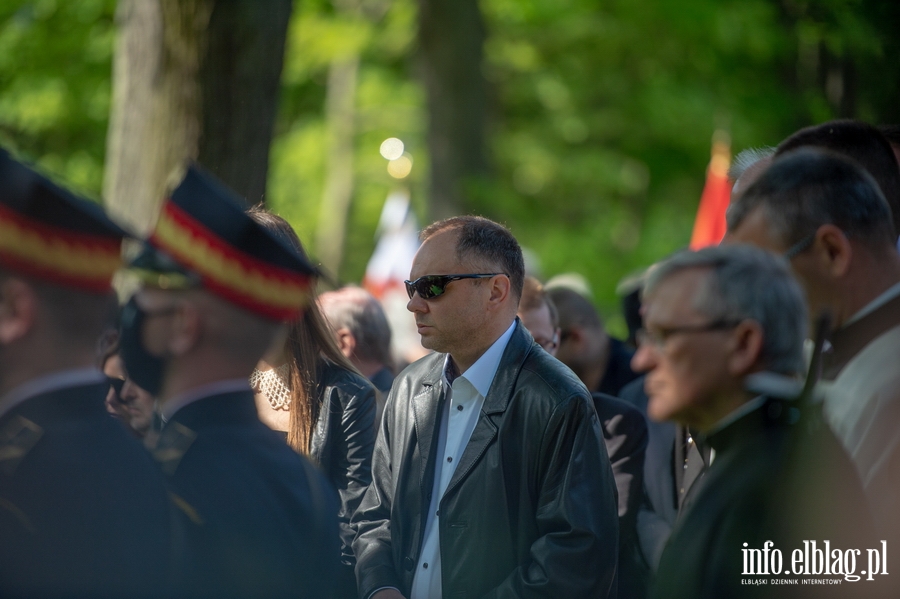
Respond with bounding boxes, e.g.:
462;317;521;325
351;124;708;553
310;360;377;597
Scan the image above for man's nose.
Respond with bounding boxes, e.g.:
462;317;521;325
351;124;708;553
407;292;427;313
631;342;658;373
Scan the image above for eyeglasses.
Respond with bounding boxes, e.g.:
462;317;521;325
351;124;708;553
636;319;741;350
404;273;503;300
783;234;815;260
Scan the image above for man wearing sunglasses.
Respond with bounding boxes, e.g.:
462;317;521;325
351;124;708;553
353;216;618;599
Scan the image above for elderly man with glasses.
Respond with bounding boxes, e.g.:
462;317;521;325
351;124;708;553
634;243;876;599
353;216;619;599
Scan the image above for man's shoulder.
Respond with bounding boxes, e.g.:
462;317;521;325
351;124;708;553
516;347;591;403
0;382;160;470
827;324;900;421
161;392;309;478
842;322;900;377
390;352;445;395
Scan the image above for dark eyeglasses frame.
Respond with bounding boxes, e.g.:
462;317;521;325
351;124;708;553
783;233;815;260
404;273;504;300
636;319;741;350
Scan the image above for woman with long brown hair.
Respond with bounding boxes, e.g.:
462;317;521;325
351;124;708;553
247;206;376;599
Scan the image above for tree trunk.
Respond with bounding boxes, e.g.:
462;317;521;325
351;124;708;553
104;0;292;235
197;0;293;205
315;55;360;278
104;0;210;235
417;0;490;221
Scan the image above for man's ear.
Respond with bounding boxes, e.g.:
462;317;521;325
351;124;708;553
812;224;853;279
167;299;202;356
0;278;37;344
335;327;356;359
726;320;765;377
487;274;512;308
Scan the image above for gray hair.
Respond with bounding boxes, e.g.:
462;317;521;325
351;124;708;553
318;286;393;368
644;244;807;376
726;148;896;252
727;146;775;182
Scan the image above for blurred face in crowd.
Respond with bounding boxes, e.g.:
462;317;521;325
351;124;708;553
631;267;747;431
406;229;501;369
518;302;559;356
103;353;130;421
120;378;155;436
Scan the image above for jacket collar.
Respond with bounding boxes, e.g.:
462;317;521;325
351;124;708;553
415;318;535;415
483;319;534;414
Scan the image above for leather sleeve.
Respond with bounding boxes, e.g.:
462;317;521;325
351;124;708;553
326;374;378;566
482;392;619;599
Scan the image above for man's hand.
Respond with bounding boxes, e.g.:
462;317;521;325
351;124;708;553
371;589;406;599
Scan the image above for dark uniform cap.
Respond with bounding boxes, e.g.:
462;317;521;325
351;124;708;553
133;164;317;321
0;149;127;293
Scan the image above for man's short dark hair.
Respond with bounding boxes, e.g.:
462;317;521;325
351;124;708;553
727;148;896;252
776;120;900;238
421;216;525;302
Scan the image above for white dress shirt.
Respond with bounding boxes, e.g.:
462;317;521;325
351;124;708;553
409;320;517;599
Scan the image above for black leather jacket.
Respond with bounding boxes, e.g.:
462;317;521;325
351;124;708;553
309;361;377;597
352;322;619;599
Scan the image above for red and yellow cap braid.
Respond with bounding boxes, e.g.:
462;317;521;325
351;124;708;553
0;203;121;292
149;201;312;321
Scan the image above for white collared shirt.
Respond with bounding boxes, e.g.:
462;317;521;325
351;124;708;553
843;280;900;327
160;378;252;423
0;368;105;421
410;320;517;599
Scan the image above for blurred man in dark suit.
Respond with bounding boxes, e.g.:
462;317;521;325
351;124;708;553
119;165;339;599
0;150;174;598
549;285;641;397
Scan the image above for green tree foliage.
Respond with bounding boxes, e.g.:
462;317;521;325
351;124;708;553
0;0;897;335
0;0;115;196
477;0;899;333
268;0;424;280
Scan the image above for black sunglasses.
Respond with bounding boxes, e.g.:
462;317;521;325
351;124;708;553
404;273;503;300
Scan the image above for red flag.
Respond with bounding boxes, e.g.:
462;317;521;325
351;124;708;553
689;132;731;249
